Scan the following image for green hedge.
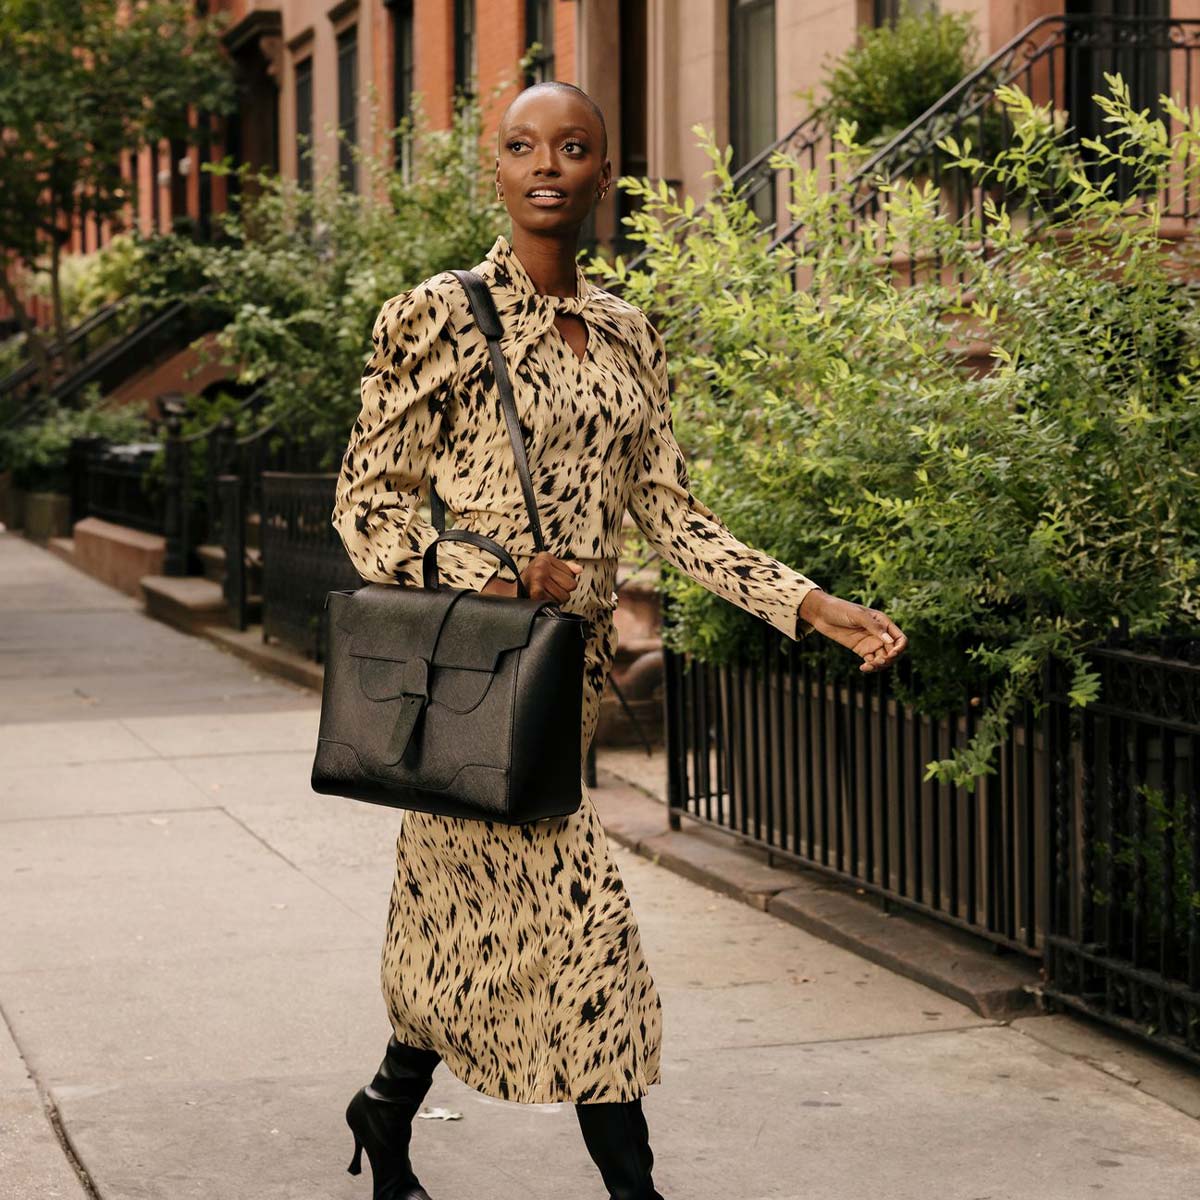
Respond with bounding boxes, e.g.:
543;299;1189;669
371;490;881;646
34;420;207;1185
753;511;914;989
592;76;1200;786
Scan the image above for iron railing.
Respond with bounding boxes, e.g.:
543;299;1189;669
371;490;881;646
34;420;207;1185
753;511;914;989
67;435;163;535
1043;637;1200;1065
664;626;1046;957
2;289;224;435
771;14;1200;275
259;472;360;662
664;616;1200;1064
0;300;130;420
611;15;1199;303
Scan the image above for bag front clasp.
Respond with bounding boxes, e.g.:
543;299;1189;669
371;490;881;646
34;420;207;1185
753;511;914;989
382;654;432;765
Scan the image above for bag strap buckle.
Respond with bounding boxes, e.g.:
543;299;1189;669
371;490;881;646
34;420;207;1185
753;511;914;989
382;655;431;765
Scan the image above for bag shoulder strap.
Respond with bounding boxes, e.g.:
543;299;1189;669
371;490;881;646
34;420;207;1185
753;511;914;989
428;269;546;555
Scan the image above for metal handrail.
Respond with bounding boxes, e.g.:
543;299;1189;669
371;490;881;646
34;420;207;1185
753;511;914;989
602;11;1198;348
770;13;1200;250
0;298;129;395
173;384;269;446
606;105;834;282
0;285;222;432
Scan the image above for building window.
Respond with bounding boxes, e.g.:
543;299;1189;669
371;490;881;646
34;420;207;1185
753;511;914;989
524;0;555;85
873;0;937;27
390;1;415;177
729;0;776;226
295;56;314;191
337;26;358;192
454;0;477;97
615;0;647;256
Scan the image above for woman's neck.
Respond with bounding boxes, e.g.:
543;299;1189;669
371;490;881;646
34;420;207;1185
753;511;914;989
509;229;580;298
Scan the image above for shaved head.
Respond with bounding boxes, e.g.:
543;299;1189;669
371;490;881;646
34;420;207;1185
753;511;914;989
499;81;608;160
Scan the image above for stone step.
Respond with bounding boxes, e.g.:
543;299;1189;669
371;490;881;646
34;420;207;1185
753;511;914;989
140;575;228;635
71;516;166;598
195;542;263;589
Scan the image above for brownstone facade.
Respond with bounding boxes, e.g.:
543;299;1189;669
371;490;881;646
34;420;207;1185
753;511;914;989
10;1;1200;331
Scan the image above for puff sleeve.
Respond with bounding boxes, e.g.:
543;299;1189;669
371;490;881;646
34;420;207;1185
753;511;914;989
626;319;822;641
332;279;501;593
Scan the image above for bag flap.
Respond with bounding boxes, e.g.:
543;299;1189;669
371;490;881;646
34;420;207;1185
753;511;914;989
335;582;552;674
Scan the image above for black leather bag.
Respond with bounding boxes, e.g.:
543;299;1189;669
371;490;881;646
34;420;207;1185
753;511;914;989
310;270;587;824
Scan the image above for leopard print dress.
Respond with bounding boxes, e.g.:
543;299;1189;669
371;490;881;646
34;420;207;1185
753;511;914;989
331;234;821;1104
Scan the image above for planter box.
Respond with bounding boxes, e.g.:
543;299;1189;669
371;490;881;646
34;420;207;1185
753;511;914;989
22;491;70;541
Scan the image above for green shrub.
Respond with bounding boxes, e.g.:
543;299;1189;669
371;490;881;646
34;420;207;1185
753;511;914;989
592;74;1200;787
822;3;980;147
140;84;512;457
20;229;211;347
0;384;149;491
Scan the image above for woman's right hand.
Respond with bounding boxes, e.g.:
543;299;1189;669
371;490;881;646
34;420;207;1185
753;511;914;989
481;551;583;602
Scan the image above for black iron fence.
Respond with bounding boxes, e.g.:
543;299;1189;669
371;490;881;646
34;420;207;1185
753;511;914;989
67;435;163;534
259;472;360;662
663;629;1046;956
664;621;1200;1064
1043;638;1200;1065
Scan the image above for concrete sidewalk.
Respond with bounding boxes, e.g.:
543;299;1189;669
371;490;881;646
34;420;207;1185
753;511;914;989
2;529;1200;1200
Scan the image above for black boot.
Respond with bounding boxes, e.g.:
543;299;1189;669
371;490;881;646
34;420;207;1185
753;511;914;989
574;1096;666;1200
345;1036;441;1200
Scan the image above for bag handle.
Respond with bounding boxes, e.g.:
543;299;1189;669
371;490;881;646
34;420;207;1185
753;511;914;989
428;270;546;557
422;528;529;598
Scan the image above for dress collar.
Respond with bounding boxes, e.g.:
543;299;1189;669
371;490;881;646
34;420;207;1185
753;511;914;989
471;234;645;362
482;233;595;312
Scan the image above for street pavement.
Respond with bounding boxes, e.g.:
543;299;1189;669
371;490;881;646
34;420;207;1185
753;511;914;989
2;529;1200;1200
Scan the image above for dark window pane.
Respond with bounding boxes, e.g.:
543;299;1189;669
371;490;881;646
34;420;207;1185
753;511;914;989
455;0;476;96
338;26;358;192
392;1;415;175
730;0;776;225
296;56;313;191
524;0;555;85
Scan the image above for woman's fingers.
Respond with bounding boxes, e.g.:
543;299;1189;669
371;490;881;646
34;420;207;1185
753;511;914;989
868;610;906;658
859;609;907;672
525;554;583;602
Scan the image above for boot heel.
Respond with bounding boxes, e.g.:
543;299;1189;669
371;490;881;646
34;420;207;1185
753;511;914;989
347;1133;363;1176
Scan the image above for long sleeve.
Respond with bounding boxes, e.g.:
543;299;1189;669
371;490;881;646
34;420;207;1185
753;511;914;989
332;279;501;593
626;319;822;641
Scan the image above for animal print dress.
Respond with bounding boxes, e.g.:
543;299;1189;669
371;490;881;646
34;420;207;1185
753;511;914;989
331;234;821;1104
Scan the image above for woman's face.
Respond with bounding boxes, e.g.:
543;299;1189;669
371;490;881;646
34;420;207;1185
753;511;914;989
496;89;610;236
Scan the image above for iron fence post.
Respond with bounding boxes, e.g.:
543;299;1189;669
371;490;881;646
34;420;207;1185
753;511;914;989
67;434;105;529
162;411;188;576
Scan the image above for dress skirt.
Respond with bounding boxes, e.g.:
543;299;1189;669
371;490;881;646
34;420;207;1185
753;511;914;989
378;555;664;1104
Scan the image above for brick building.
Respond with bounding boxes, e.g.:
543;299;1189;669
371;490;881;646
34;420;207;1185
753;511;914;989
16;0;1200;328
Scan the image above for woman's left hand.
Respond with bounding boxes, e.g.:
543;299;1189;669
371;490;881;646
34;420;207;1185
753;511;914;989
798;589;908;673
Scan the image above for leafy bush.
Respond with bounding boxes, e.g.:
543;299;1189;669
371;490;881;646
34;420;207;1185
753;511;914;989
0;384;149;491
822;3;980;147
591;74;1200;787
140;85;511;459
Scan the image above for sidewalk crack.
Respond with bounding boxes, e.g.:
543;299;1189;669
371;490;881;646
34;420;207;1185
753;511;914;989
0;1000;103;1200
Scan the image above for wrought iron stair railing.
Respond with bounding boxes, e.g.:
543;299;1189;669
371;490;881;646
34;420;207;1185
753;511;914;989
609;14;1199;296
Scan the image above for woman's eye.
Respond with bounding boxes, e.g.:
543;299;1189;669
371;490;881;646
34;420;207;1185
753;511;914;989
506;137;586;152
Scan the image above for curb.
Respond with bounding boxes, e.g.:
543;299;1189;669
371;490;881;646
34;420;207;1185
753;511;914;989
589;768;1041;1021
200;623;325;693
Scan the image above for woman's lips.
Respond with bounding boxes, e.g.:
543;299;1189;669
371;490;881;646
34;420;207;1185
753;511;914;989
526;191;568;207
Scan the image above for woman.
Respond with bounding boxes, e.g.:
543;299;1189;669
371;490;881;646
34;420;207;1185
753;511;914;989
332;80;907;1200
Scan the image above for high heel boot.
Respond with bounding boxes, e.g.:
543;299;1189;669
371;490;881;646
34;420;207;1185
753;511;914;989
574;1096;667;1200
345;1036;441;1200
